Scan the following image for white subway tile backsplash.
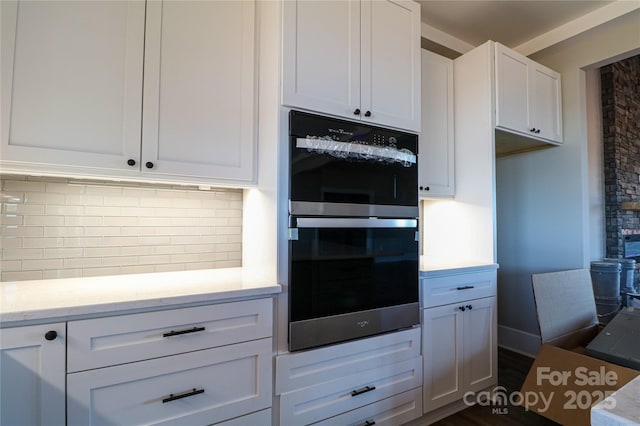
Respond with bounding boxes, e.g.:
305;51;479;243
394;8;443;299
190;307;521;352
22;237;64;248
22;259;64;271
1;175;242;281
46;205;85;216
2;225;44;237
2;248;44;260
3;270;44;281
64;216;104;226
45;227;84;237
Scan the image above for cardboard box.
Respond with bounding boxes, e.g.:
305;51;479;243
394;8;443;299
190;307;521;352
519;269;640;425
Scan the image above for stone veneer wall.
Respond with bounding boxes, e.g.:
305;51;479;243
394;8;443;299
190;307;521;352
601;54;640;258
0;175;242;281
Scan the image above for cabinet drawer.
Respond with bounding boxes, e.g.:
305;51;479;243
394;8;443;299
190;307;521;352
67;338;272;426
421;270;496;308
68;298;272;372
276;327;420;395
279;356;422;426
313;387;422;426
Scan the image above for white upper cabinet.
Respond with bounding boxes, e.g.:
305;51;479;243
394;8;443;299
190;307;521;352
419;50;454;198
141;1;255;183
1;0;256;186
0;1;145;172
282;0;421;132
495;42;562;144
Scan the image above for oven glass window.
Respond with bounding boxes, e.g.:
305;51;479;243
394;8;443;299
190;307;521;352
289;226;418;322
289;111;418;207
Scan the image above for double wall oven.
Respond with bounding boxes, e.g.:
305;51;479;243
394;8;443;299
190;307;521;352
288;111;420;352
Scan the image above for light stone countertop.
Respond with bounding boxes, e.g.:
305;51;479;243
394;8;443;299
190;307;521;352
0;267;281;327
591;374;640;425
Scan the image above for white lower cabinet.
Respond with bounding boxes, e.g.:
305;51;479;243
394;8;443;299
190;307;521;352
313;388;423;426
276;327;423;425
0;323;66;426
67;339;272;426
65;298;274;425
421;267;497;417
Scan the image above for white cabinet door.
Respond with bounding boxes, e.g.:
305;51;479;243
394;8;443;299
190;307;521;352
282;0;361;120
531;66;563;143
495;42;562;144
422;304;463;412
422;296;497;414
362;0;421;132
419;50;454;198
142;0;256;183
0;323;66;426
463;296;497;393
0;1;144;173
282;0;421;132
495;44;531;136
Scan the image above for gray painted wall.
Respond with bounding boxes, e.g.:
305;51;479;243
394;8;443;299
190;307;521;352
496;10;640;354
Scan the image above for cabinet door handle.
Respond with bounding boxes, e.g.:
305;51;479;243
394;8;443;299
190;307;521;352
162;388;204;403
127;159;136;166
529;128;536;132
357;421;376;426
466;304;473;310
354;108;361;115
162;326;205;338
535;129;540;134
145;161;154;169
351;385;376;397
364;110;371;117
458;306;466;311
44;330;58;341
456;285;474;290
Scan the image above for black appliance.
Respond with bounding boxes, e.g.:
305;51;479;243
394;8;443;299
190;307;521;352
288;111;420;352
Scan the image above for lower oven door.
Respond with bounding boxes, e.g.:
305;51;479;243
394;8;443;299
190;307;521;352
288;217;420;351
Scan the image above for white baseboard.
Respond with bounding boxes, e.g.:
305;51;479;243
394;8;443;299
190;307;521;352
497;325;541;358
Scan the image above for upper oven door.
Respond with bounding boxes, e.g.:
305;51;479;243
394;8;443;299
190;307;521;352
289;217;419;324
289;111;418;215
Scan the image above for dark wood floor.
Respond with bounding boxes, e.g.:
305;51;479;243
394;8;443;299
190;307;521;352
409;348;560;426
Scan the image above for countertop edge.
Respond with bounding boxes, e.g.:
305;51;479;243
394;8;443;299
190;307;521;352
0;284;281;328
420;263;499;277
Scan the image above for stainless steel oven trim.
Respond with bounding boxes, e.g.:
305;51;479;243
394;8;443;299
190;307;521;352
295;218;417;228
290;201;419;218
289;302;420;352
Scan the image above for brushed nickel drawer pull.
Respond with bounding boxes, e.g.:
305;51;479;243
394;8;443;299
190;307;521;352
162;388;204;403
351;385;376;397
162;326;205;337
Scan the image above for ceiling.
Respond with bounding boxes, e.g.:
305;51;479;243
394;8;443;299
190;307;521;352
417;0;615;49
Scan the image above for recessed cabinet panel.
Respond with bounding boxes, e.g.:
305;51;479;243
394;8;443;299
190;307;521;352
67;338;272;426
532;66;562;143
67;299;272;373
464;296;497;393
364;0;421;131
495;47;530;134
422;305;463;411
142;0;256;182
419;50;454;197
281;0;360;118
0;1;144;170
0;323;66;426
